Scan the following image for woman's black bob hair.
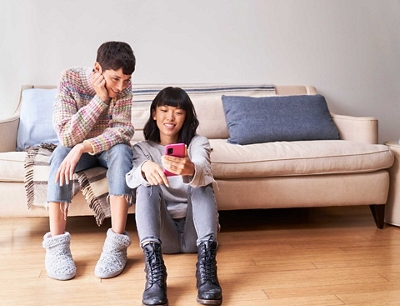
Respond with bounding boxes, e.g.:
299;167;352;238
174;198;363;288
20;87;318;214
143;87;199;146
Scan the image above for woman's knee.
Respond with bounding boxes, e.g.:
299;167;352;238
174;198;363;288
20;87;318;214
136;184;163;200
189;184;214;198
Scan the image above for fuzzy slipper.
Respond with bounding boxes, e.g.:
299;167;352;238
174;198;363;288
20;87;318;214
42;232;76;281
95;228;131;278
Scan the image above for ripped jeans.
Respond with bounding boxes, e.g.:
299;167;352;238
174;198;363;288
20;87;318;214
135;183;219;253
47;144;133;203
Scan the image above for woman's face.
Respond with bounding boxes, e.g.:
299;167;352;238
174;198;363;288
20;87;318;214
152;105;186;145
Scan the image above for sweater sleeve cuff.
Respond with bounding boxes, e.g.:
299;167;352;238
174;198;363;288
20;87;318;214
83;140;96;155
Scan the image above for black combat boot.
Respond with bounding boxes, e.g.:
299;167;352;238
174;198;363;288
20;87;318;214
196;240;222;305
142;242;168;306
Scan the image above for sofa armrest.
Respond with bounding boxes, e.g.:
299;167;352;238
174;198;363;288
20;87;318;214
331;113;378;144
0;115;19;152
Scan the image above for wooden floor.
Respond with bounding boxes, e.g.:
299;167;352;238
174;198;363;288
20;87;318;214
1;206;400;306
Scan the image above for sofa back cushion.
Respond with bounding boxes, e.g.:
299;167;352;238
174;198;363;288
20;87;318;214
131;84;276;141
18;84;325;146
17;88;59;151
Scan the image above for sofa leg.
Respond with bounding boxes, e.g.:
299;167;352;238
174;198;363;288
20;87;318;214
369;204;385;229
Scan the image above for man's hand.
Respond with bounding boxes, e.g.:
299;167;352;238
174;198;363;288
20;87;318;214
56;144;85;186
90;68;109;103
141;160;170;187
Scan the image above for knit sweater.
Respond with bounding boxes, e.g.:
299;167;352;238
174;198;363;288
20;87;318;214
125;136;214;219
53;67;135;154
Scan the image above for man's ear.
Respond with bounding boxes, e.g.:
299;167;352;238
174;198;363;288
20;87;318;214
94;62;102;74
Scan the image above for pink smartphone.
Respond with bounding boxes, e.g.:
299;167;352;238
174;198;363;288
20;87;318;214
163;143;185;176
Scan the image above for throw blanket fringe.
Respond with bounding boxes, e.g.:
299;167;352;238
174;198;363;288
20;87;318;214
77;167;110;226
24;143;74;210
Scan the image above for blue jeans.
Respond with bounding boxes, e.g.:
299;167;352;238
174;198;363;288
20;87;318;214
135;183;219;253
47;144;133;203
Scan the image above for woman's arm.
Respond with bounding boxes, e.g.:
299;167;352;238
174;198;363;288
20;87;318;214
183;135;214;187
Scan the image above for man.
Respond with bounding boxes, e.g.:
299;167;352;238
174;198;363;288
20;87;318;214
42;41;136;281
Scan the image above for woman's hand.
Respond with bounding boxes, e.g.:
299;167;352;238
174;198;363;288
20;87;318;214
142;160;170;187
162;146;195;177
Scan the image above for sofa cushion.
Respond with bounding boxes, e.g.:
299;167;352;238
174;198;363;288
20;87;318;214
221;94;340;145
209;139;394;179
130;84;276;141
17;88;59;151
0;152;26;182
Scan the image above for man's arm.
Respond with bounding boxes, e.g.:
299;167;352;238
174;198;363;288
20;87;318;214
53;70;109;148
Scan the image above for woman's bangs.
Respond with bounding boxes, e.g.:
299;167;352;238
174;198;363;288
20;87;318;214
157;95;183;109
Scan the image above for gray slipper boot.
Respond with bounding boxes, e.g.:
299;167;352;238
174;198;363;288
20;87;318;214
42;232;76;281
95;228;131;278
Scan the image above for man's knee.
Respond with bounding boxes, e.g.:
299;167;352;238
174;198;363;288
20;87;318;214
108;144;132;167
49;146;71;166
109;144;132;157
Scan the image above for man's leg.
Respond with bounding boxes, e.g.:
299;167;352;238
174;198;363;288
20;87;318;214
95;144;132;278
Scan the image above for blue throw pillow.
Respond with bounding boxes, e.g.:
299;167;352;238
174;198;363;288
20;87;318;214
221;94;340;145
17;88;60;151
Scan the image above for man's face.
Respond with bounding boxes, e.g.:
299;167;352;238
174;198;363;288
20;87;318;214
101;68;131;99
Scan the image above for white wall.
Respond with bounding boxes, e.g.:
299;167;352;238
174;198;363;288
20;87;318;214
1;0;399;143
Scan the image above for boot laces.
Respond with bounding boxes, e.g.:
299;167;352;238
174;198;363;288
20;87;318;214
199;244;217;283
145;246;164;285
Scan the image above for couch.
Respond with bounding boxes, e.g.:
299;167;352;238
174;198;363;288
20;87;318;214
0;84;394;229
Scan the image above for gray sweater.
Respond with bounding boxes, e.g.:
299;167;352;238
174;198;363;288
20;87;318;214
126;135;214;219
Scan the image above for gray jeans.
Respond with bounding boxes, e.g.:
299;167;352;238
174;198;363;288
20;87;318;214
135;183;219;253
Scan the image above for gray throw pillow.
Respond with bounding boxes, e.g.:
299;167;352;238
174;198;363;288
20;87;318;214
221;94;340;145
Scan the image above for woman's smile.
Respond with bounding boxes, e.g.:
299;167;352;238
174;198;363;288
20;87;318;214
164;122;176;129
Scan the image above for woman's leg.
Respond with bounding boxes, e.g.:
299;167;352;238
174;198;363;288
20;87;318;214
135;184;181;252
135;184;172;306
185;184;222;305
185;184;219;247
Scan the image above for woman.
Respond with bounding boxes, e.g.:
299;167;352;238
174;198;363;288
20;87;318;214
126;87;222;305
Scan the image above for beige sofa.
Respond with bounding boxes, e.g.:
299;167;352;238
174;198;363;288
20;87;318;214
0;84;394;229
